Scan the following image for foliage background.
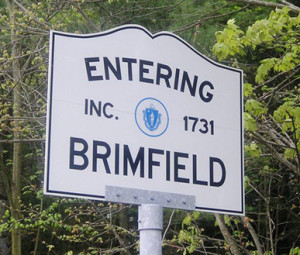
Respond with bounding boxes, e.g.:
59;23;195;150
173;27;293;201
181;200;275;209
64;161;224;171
0;0;299;254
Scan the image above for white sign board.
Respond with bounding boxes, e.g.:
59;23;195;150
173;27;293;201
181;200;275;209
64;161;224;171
44;25;244;215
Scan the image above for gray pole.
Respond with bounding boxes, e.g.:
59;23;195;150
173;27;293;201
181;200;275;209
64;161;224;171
138;204;163;255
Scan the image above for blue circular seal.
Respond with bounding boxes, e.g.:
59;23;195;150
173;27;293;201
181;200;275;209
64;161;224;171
135;98;169;137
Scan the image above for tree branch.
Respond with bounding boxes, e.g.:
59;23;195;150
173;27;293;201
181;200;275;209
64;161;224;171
66;0;99;32
280;0;300;10
241;216;264;255
215;214;241;255
252;132;299;176
12;0;51;29
174;5;249;33
0;138;45;144
226;0;300;13
162;209;175;243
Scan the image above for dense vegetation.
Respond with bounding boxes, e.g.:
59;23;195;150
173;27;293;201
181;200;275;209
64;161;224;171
0;0;299;254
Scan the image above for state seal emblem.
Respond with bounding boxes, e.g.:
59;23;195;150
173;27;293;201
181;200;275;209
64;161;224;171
143;104;161;131
135;98;169;137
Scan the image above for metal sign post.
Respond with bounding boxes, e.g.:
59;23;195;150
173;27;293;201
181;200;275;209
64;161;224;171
138;204;163;255
105;186;195;254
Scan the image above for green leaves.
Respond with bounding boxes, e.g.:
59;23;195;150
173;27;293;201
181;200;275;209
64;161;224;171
245;142;262;158
290;247;300;255
213;19;245;61
244;112;257;131
245;99;267;117
274;102;300;133
214;7;300;83
255;58;278;84
244;83;254;97
213;7;300;255
273;102;300;159
176;212;204;254
244;99;266;132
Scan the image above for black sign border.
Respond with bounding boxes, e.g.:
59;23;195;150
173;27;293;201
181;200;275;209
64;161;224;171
45;25;244;215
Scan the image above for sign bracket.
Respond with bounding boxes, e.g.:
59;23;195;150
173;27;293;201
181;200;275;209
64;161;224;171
105;186;195;211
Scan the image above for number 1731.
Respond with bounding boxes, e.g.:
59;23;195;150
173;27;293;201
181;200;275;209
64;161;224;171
183;116;214;135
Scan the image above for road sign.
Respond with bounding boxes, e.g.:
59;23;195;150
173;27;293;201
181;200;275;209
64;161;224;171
44;25;244;215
